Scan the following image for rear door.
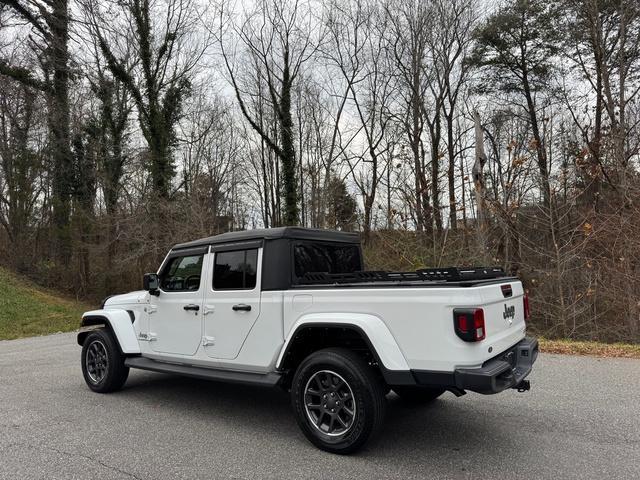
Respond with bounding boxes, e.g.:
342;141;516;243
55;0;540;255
202;246;262;359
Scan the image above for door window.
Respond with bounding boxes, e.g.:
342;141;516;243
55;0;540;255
213;249;258;290
160;254;204;291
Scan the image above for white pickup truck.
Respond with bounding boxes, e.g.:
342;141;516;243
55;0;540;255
78;227;537;453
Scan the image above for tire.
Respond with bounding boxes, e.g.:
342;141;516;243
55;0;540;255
81;329;129;393
392;386;445;404
291;348;387;454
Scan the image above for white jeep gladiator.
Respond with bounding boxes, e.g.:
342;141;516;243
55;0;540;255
78;227;538;454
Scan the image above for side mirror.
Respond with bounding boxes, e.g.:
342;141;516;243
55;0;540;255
143;273;160;295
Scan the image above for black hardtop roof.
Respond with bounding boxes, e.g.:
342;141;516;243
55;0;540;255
173;227;360;250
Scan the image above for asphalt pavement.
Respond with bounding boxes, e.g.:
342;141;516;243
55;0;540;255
1;332;638;479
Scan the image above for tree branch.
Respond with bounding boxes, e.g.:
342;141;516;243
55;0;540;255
0;59;49;92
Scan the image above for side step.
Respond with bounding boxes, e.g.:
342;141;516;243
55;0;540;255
124;356;282;387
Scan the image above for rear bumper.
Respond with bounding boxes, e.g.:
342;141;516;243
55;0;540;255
452;337;538;394
387;337;539;395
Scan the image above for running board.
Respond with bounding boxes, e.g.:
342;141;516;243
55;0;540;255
124;356;283;387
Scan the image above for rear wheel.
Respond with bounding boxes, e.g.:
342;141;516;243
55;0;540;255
291;348;386;454
81;329;129;393
393;386;445;404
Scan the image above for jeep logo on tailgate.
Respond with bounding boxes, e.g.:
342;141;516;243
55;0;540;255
503;304;515;323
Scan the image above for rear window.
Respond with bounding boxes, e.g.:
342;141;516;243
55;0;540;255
293;242;362;280
213;249;258;290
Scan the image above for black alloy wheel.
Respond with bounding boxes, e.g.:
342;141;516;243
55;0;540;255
291;348;387;454
85;339;109;383
81;329;129;393
304;370;356;436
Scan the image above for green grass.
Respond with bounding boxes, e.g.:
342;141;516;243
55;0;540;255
0;267;90;340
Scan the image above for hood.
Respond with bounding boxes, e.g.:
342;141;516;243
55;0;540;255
104;290;149;307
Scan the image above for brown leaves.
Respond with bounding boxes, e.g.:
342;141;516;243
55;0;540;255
511;156;526;168
539;339;640;359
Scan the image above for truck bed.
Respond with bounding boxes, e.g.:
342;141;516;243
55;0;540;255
282;273;527;372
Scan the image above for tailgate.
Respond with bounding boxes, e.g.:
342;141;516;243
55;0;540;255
480;281;526;340
451;280;528;367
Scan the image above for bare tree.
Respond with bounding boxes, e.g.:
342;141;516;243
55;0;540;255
562;0;640;206
0;0;72;260
218;0;319;225
0;78;46;267
80;41;133;292
83;0;207;199
177;88;241;232
429;0;476;231
327;0;394;241
385;0;432;233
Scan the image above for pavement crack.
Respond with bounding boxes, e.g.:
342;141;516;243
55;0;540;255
10;442;143;480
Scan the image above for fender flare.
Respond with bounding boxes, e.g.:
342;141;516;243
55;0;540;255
78;309;140;354
276;313;410;371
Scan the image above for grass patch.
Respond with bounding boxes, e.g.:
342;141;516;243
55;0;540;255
539;338;640;359
0;267;90;340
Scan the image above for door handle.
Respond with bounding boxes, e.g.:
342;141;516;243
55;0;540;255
232;304;252;312
183;304;200;312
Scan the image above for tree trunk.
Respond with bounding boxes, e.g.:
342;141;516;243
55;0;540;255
522;70;550;211
147;134;172;199
410;52;425;232
430;114;443;233
278;57;299;226
473;111;488;262
362;150;379;244
49;0;73;262
446;113;457;230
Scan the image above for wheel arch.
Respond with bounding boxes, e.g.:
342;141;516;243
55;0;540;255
77;310;140;354
276;314;413;387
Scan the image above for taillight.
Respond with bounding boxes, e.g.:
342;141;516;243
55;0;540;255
523;293;531;321
453;308;486;342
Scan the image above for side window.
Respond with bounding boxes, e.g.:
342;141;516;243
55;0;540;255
160;254;204;292
213;249;258;290
293;242;362;280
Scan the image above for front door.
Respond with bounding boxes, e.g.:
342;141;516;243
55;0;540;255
203;247;262;359
149;249;206;356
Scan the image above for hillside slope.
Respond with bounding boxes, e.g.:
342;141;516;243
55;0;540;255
0;267;89;340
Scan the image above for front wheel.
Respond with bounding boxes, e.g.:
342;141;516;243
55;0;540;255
291;348;387;454
81;329;129;393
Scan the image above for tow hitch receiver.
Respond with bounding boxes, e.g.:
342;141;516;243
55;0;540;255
515;380;531;392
